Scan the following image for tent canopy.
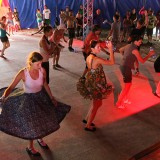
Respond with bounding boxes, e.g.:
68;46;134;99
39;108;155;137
1;0;160;29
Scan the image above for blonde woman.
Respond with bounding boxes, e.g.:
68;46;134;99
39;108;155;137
0;52;71;156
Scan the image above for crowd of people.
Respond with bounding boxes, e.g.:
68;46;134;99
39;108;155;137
0;4;160;157
0;7;21;57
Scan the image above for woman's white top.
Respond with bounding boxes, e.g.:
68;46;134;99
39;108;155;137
23;68;43;93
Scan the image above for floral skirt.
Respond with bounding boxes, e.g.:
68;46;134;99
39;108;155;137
77;77;112;100
0;87;71;140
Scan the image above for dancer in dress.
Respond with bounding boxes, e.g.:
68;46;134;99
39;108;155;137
0;52;71;156
77;40;115;131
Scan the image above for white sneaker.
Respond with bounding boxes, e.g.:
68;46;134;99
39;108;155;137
116;103;125;109
123;99;131;104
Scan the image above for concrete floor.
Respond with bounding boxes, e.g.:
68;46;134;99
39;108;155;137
0;31;160;160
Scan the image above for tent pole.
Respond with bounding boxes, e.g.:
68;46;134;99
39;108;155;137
83;0;94;40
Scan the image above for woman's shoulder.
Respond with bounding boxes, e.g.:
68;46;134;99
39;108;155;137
15;68;26;80
19;67;28;74
20;67;27;72
39;35;46;44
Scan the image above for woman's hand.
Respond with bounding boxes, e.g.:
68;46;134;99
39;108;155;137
0;96;5;104
149;50;155;56
106;41;113;51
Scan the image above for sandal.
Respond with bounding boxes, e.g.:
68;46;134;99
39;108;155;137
82;119;95;126
37;139;49;149
153;92;160;98
84;127;96;132
26;147;40;156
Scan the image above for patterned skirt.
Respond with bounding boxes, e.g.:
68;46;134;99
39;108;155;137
0;87;71;140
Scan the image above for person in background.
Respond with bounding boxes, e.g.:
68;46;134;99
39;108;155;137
93;9;104;27
139;7;148;39
0;51;71;156
116;35;155;109
76;12;83;39
13;8;21;32
78;4;83;17
121;14;132;42
64;6;70;17
39;26;56;84
0;16;10;58
85;19;92;35
59;9;67;29
36;9;43;30
146;10;157;44
77;40;114;131
130;8;137;29
49;27;67;69
43;5;51;26
107;14;121;47
66;10;77;52
6;7;14;35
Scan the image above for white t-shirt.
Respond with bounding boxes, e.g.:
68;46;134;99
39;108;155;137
43;9;51;19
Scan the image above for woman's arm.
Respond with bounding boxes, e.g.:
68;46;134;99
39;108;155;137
132;49;155;63
2;69;24;98
102;41;115;65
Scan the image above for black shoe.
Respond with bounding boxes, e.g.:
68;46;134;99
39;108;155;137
58;44;65;48
53;65;57;70
26;147;41;156
56;64;62;68
68;47;74;52
37;140;49;149
82;119;95;126
84;127;96;132
80;76;86;80
153;92;160;98
134;68;139;76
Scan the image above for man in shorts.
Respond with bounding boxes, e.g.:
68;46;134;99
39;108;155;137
66;10;77;52
43;5;51;26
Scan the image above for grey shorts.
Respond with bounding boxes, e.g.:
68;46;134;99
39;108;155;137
120;65;132;83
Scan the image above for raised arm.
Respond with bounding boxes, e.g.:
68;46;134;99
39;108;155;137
98;41;115;65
